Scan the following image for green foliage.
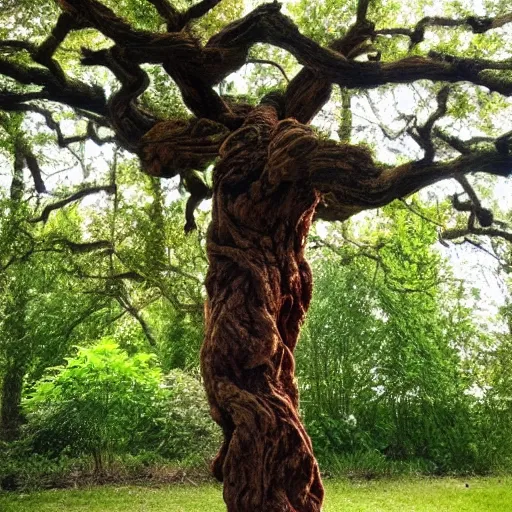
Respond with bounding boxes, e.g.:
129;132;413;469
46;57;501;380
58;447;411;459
1;0;512;488
24;339;163;471
152;369;221;463
21;341;218;474
299;202;506;474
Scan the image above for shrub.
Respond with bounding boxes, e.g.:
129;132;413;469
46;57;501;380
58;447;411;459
152;369;221;464
24;338;164;472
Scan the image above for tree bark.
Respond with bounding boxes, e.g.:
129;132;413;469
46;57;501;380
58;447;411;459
0;363;25;442
201;105;324;511
0;138;28;443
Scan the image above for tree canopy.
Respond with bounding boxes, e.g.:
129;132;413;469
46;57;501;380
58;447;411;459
1;0;512;511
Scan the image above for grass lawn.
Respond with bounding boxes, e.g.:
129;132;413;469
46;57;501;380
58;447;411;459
0;477;510;511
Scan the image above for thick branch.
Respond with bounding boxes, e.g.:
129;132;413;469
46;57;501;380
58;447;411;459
356;0;371;23
140;117;229;177
284;10;375;123
45;1;512;130
3;0;511;138
289;122;512;221
0;57;107;115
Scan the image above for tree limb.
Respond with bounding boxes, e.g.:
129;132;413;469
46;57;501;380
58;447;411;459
309;141;512;221
443;226;512;244
247;58;290;82
409;86;450;162
114;293;158;347
0;56;107;115
30;185;116;223
376;12;512;48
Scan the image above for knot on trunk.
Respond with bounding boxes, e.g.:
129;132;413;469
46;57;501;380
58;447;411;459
267;119;318;184
140;118;228;177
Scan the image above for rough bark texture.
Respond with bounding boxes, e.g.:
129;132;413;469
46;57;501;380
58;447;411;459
201;105;324;511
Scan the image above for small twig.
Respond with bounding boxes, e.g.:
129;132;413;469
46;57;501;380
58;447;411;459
247;58;290;83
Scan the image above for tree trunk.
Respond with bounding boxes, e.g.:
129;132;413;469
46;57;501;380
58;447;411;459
0;363;25;442
0;137;28;443
201;105;324;511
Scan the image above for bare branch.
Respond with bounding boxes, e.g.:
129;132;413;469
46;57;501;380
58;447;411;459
1;237;113;271
451;175;495;228
115;293;158;347
0;56;107;115
182;0;223;26
399;198;444;228
247;58;290;83
409;86;450;162
24;149;47;193
3;103;115;148
71;270;145;281
30;185;116;223
376;12;512;48
52;239;114;253
1;12;86;84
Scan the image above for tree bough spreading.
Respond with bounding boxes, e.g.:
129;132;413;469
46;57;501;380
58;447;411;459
1;0;512;510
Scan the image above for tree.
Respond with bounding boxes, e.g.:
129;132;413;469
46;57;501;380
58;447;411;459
298;202;482;471
1;0;512;509
0;114;29;441
0;127;206;442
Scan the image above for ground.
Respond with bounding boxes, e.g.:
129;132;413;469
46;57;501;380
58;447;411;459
1;477;511;511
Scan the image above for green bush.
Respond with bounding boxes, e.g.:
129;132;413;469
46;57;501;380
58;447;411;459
24;339;164;472
152;369;221;464
306;414;370;462
22;339;220;474
0;438;89;491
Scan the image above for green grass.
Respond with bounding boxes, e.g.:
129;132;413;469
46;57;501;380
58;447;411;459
1;477;511;511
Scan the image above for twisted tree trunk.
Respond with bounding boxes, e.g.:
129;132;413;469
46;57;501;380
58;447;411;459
3;1;512;509
201;105;324;511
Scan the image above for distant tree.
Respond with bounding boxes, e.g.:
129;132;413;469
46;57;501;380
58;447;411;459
1;0;512;509
299;202;481;469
